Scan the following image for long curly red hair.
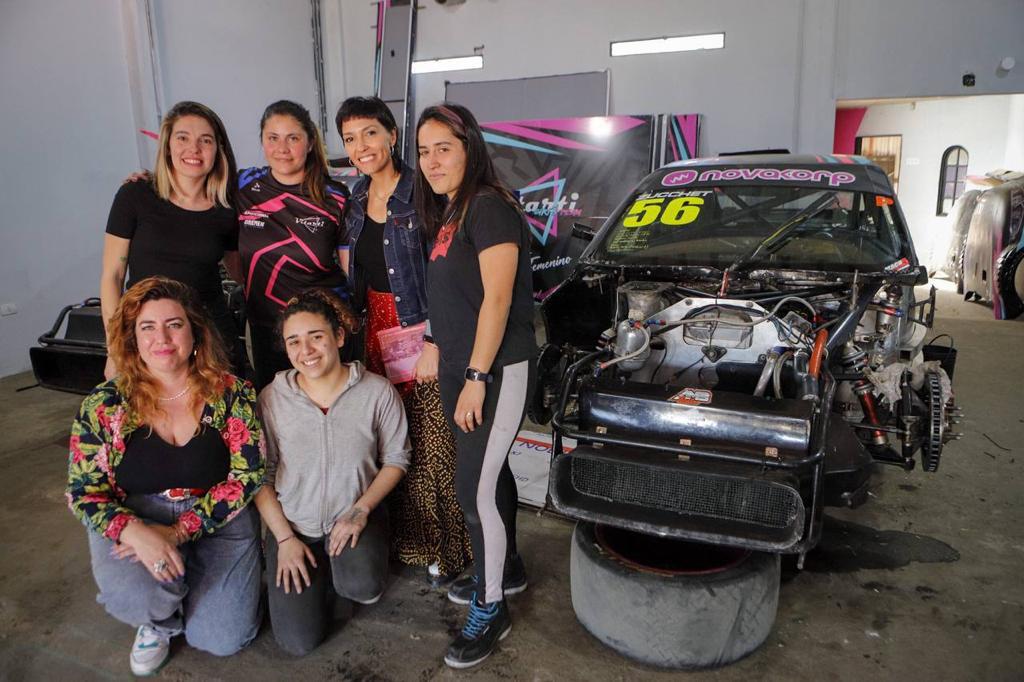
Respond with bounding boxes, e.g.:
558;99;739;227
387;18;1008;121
107;277;229;421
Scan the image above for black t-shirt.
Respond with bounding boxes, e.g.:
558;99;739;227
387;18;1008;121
354;216;391;292
237;167;349;327
427;191;537;369
116;424;230;494
105;181;237;314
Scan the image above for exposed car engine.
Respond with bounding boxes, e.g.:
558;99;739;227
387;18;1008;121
598;277;960;472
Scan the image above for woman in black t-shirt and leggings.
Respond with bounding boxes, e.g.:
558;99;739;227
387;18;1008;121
415;103;537;670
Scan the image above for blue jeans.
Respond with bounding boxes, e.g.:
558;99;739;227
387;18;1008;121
87;494;262;656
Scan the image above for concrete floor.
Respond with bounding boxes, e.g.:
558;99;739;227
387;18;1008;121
1;284;1021;681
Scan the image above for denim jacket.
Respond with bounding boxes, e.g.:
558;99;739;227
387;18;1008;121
343;163;429;327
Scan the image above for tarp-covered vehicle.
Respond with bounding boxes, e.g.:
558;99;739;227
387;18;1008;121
534;155;963;668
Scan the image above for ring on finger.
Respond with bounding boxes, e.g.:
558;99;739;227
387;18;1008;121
153;559;168;573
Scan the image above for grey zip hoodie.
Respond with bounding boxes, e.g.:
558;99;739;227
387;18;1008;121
258;362;410;537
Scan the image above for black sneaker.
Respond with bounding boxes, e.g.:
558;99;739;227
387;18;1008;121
443;597;511;669
447;554;528;605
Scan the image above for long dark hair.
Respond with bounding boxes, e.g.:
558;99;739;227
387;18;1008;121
335;96;402;172
414;103;519;239
260;100;330;208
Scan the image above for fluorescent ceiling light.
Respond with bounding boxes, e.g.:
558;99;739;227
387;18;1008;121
611;33;724;57
411;55;483;74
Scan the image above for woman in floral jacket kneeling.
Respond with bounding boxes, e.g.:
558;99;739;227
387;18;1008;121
67;276;265;676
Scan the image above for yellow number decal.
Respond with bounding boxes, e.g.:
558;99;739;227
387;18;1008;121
661;196;704;225
622;198;664;228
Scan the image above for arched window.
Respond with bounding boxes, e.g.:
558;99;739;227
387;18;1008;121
937;146;969;216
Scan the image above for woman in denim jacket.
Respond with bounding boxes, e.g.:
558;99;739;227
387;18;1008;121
336;96;471;585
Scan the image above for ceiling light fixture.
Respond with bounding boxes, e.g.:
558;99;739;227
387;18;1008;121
611;32;725;57
411;55;483;74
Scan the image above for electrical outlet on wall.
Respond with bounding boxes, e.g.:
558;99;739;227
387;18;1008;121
0;303;18;316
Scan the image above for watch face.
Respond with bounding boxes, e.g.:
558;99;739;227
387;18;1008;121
465;367;491;382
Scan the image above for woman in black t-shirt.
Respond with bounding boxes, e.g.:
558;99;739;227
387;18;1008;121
415;103;537;670
102;101;242;380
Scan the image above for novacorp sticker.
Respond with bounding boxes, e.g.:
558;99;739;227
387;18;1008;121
663;167;858;188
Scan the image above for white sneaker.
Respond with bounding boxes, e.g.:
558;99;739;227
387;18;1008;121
129;625;170;676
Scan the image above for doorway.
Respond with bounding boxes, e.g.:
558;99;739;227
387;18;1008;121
856;135;903;193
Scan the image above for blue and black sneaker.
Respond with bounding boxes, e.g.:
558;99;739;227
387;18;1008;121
447;554;527;605
443;596;512;669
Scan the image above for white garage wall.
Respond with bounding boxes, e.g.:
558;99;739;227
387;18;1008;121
0;0;138;379
855;95;1020;269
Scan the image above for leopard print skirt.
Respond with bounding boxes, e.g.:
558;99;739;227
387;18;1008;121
365;289;472;576
389;380;473;576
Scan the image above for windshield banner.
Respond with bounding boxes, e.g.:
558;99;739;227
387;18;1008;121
483;114;699;299
658;160;890;195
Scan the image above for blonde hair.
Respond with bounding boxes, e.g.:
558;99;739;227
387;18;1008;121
108;276;230;421
153;101;237;209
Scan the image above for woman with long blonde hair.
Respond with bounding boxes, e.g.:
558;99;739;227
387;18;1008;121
101;101;244;378
68;276;264;676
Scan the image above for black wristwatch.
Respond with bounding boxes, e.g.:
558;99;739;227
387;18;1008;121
464;367;493;383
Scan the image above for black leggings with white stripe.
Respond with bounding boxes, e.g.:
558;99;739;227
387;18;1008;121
439;359;534;605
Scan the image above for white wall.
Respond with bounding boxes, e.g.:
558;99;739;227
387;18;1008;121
855;95;1021;268
0;0;138;378
1006;95;1024;170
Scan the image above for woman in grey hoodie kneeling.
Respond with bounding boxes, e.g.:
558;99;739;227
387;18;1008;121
254;288;410;656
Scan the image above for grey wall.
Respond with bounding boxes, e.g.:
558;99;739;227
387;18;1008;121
0;0;322;378
836;0;1024;100
151;0;319;169
410;0;813;157
0;0;138;379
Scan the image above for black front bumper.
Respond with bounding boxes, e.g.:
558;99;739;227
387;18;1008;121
548;443;807;552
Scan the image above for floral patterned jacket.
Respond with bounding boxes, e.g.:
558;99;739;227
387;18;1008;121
67;375;265;542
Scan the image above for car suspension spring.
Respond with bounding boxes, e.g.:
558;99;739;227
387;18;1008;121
841;343;887;446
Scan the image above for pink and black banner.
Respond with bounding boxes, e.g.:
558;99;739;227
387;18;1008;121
482;114;699;298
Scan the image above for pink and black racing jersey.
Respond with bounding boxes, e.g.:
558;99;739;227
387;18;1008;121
237;166;349;327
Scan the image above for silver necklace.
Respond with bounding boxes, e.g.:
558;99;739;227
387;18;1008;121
158;386;189;402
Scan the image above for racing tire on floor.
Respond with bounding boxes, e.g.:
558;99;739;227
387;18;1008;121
995;247;1024;319
569;522;780;669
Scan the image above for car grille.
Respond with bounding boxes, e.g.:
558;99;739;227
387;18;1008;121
570;456;800;529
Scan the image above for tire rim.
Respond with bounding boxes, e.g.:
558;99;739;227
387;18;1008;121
594;524;751;577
